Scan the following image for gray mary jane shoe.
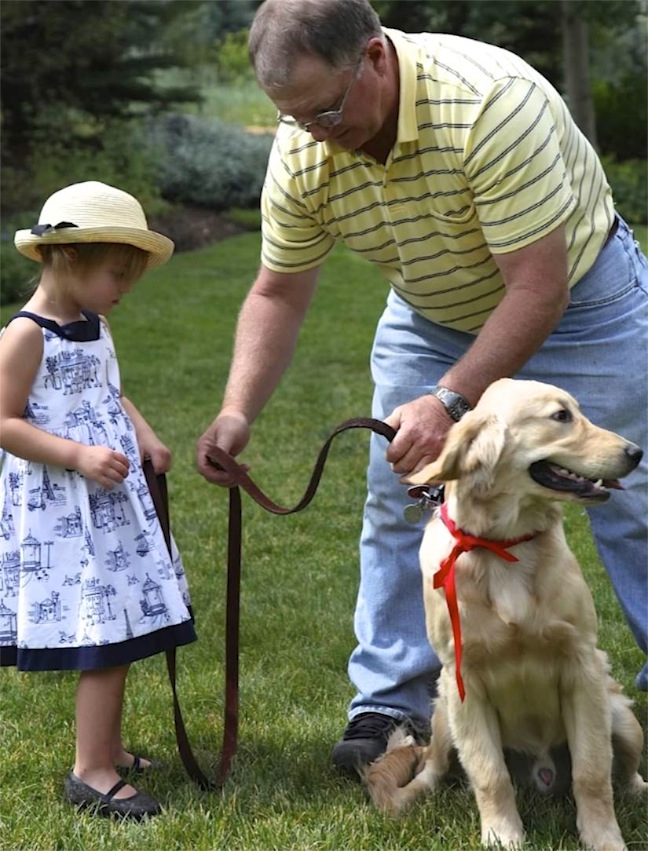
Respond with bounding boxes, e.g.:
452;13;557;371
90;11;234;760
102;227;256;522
64;772;162;820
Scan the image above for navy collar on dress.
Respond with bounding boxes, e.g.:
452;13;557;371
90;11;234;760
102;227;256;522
9;309;101;341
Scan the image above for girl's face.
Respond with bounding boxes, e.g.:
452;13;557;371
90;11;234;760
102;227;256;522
52;244;147;315
70;258;135;315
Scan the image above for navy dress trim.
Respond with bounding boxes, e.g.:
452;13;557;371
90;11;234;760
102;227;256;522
9;309;101;341
1;609;196;671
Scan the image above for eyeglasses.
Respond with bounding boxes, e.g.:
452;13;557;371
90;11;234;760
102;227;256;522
277;55;364;132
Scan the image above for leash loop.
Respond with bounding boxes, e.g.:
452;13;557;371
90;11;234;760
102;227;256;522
148;417;395;791
208;417;396;514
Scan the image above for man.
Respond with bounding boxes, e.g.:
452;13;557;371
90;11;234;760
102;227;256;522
197;0;648;778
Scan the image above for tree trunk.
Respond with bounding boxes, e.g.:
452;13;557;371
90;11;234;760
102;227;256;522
561;0;598;148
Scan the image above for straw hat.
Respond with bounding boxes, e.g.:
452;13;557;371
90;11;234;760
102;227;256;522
14;181;174;268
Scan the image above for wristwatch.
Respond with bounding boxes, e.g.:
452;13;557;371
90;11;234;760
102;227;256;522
430;385;472;422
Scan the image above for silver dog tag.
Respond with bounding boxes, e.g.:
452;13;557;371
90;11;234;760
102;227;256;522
404;502;424;524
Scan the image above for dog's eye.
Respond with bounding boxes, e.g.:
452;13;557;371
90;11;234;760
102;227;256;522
551;409;572;423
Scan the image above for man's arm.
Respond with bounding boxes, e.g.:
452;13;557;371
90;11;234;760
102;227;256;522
196;263;320;485
385;224;570;475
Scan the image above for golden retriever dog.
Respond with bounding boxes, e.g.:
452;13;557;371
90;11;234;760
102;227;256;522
365;379;646;850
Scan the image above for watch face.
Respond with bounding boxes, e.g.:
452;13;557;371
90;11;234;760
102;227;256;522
447;401;462;419
433;387;470;421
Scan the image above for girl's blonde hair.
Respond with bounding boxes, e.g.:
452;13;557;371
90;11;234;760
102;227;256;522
37;242;149;290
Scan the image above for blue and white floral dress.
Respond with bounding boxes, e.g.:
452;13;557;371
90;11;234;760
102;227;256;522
0;310;196;670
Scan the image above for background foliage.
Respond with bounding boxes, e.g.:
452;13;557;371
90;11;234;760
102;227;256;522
152;114;273;210
1;0;646;303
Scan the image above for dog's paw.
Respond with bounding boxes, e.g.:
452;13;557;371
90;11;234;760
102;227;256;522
481;825;525;849
622;773;648;796
578;818;626;851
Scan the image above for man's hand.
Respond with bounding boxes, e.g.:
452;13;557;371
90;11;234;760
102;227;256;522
384;393;453;477
196;410;251;486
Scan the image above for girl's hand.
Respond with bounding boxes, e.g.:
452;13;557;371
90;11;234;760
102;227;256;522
76;445;130;489
119;395;171;475
139;434;172;475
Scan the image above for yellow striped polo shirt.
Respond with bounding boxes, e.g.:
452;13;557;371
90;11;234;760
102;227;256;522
260;28;614;333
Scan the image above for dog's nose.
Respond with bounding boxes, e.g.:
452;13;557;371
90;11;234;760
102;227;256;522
625;444;643;469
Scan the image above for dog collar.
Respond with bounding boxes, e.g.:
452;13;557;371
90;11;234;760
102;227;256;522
436;504;538;701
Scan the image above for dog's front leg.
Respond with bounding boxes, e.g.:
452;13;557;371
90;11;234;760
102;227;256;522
448;691;523;848
562;674;626;851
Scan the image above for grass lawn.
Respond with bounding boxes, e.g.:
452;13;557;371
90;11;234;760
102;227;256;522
0;234;646;850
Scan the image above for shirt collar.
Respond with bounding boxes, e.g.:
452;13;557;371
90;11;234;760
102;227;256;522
384;27;419;145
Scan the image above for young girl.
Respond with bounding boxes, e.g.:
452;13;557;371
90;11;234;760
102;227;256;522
0;181;196;820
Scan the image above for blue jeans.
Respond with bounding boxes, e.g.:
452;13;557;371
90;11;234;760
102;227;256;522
348;216;648;728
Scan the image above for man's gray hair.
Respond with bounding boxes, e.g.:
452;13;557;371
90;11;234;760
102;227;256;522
249;0;383;89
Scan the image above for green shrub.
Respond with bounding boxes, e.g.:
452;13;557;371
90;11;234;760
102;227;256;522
594;71;647;163
1;118;168;219
154;114;274;210
216;29;255;84
603;157;648;225
188;78;275;127
0;212;40;305
228;206;263;230
0;118;172;303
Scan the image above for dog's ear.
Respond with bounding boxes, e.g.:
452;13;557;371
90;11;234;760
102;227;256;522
406;412;508;489
461;414;509;494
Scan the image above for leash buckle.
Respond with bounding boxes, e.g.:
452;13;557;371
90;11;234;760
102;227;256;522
403;484;445;523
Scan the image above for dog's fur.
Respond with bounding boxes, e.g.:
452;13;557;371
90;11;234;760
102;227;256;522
365;379;646;850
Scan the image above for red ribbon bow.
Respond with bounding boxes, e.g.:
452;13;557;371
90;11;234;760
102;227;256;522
436;503;537;701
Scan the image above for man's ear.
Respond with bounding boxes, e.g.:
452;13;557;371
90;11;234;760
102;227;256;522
366;35;389;74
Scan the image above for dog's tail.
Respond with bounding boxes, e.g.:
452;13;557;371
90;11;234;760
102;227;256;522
363;728;430;816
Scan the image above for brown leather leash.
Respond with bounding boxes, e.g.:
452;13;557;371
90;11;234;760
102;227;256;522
144;417;396;791
143;461;220;790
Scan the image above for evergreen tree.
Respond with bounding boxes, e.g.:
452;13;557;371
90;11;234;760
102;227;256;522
1;0;202;168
